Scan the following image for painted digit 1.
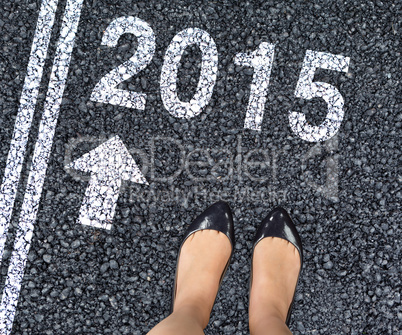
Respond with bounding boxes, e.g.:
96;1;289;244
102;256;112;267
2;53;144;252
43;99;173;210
160;28;218;118
234;42;276;131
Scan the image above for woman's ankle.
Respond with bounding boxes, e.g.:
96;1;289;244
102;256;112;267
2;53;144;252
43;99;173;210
173;302;210;329
249;314;292;335
249;302;287;328
147;305;206;335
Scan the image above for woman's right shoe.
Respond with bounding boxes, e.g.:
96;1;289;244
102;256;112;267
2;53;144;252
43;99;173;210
251;207;303;326
170;200;235;314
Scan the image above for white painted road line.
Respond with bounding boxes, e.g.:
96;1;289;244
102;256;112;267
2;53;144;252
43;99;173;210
0;0;84;333
0;0;59;264
69;136;148;230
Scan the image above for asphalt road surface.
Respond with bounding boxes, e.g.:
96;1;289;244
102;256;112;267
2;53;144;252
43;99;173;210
0;0;400;334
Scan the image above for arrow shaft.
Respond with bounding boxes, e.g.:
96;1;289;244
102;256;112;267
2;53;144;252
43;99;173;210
79;174;122;230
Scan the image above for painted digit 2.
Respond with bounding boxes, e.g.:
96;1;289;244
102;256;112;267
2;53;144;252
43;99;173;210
91;16;350;142
90;17;155;109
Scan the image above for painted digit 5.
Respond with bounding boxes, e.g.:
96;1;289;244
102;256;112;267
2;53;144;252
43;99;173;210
289;50;350;142
90;16;155;110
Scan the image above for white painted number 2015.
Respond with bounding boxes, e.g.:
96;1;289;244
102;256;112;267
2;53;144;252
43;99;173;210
91;16;350;142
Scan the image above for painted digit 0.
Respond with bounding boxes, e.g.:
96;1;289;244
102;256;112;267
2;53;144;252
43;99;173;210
160;28;218;118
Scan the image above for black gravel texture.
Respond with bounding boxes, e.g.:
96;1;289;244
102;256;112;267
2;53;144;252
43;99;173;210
0;0;400;334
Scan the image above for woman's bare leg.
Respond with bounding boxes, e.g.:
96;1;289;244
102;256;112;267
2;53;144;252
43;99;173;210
147;230;232;335
249;237;301;335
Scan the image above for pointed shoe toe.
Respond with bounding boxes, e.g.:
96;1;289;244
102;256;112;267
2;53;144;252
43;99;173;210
253;207;303;260
183;200;235;246
252;207;303;326
170;201;235;314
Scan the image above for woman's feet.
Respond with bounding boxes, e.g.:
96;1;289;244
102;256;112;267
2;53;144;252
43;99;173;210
148;204;303;335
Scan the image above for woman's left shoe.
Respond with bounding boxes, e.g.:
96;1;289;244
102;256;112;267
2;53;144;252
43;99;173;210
170;201;235;314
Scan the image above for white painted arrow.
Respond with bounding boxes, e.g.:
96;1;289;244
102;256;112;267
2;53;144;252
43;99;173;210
68;136;147;230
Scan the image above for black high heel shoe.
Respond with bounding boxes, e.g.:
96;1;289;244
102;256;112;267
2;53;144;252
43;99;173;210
251;207;303;326
170;201;235;314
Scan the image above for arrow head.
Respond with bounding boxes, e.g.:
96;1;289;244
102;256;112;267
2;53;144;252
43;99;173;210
68;135;148;185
